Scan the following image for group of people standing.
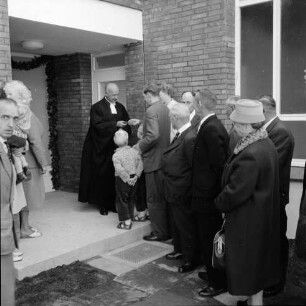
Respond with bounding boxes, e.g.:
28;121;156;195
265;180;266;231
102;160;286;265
1;80;47;306
78;82;295;305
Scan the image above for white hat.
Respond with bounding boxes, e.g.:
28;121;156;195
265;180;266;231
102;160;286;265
230;99;265;124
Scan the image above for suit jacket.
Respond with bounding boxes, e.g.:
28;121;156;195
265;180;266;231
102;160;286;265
192;114;229;213
0;143;18;255
190;113;201;130
139;101;170;173
266;117;295;206
161;126;197;204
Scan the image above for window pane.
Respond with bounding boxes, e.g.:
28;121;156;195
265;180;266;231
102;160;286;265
281;0;306;114
241;2;273;99
96;53;125;69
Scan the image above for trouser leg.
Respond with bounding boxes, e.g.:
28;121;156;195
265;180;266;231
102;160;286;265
1;253;15;306
115;178;132;221
196;213;227;289
145;170;169;239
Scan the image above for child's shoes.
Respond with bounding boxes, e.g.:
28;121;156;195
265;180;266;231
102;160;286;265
117;221;132;230
16;172;27;184
23;166;32;180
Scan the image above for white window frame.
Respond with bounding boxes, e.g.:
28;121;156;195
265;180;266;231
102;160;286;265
235;0;306;167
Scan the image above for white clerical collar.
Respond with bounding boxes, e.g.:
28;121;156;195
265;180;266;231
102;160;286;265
105;96;117;114
263;116;277;130
198;113;215;131
190;109;196;121
178;121;191;135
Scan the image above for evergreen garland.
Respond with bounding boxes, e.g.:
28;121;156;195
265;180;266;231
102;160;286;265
12;56;60;190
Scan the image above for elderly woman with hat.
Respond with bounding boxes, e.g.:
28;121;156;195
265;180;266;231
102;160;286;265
215;100;281;306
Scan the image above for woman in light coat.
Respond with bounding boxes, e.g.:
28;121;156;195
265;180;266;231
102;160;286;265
4;80;48;238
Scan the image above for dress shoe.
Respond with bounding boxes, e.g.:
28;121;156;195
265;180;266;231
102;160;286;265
198;271;208;282
263;283;284;297
99;208;108;215
178;261;196;273
198;285;226;297
143;233;164;242
165;252;183;260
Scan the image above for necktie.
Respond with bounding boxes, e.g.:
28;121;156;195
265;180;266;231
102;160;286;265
171;132;180;144
4;141;13;163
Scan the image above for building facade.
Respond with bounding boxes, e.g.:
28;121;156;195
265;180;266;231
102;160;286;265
1;0;305;192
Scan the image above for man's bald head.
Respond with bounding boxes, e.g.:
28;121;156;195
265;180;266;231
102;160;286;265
169;103;190;130
106;83;119;103
181;91;196;112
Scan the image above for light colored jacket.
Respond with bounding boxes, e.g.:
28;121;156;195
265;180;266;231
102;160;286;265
0;143;18;255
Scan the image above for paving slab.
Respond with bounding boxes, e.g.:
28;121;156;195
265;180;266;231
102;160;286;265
131;290;202;306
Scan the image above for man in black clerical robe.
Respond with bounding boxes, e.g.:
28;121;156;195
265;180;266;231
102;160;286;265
78;83;130;215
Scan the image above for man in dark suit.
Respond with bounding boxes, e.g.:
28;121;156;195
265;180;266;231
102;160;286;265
192;89;229;297
259;95;295;297
134;83;171;241
78;83;131;215
161;103;197;273
0;97;19;306
181;91;201;129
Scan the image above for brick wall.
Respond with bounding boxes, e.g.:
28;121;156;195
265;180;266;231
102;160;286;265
125;42;146;144
142;0;235;129
0;0;12;82
54;53;92;192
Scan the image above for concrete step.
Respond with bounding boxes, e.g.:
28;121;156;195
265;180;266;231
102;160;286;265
14;191;151;280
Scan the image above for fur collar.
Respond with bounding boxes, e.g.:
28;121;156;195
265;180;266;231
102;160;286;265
234;128;268;155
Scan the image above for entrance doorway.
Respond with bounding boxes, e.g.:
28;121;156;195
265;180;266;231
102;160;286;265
92;53;126;106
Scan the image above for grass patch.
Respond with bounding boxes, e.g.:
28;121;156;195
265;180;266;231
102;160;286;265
16;261;113;306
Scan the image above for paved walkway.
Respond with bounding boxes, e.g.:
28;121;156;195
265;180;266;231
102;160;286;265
15;181;302;280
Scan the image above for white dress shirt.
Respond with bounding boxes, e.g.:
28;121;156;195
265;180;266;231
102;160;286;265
263;116;277;130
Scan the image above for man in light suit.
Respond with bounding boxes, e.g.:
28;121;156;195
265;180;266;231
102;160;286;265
161;104;198;273
192;89;229;297
134;82;171;241
0;97;19;306
259;95;295;297
181;91;201;129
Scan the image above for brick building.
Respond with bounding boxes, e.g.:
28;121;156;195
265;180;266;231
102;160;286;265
1;0;305;192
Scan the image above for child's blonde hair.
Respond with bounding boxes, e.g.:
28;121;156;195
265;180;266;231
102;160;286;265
114;129;128;146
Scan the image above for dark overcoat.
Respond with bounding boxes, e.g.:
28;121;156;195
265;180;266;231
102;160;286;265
215;131;281;295
78;97;130;209
266;117;295;206
192;114;229;213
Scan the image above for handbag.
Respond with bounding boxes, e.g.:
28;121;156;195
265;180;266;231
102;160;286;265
212;219;225;270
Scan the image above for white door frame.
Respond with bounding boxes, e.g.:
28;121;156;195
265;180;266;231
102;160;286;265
91;53;125;104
